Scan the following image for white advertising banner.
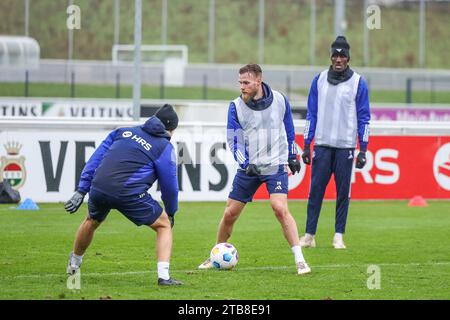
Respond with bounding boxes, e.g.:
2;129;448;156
0;121;238;202
0;98;133;118
2;119;450;202
0;98;229;121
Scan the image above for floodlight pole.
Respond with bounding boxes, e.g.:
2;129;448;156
67;0;74;84
334;0;346;37
258;0;265;64
309;0;316;66
133;0;142;121
363;0;369;66
24;0;29;37
161;0;168;45
68;0;74;62
114;0;120;45
419;0;426;67
208;0;215;63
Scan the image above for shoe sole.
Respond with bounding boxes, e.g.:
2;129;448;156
300;242;316;248
333;242;346;249
198;265;213;270
298;269;312;275
198;261;213;269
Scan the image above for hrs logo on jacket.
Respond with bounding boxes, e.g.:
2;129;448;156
122;131;152;151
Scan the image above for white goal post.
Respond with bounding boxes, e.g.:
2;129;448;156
112;44;188;86
112;44;188;65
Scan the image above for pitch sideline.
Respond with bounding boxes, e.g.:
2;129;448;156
7;261;450;279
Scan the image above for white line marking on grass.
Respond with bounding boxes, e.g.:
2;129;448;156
5;261;450;280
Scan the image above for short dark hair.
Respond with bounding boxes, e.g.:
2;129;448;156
239;64;262;77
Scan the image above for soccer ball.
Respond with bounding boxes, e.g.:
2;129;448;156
210;242;238;270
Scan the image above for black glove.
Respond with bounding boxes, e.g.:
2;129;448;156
288;158;301;175
64;191;85;214
302;145;311;165
356;151;367;169
168;215;174;228
245;164;261;176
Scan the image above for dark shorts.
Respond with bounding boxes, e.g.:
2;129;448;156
228;166;288;203
87;188;163;226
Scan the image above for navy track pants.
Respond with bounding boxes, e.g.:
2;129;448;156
306;146;355;235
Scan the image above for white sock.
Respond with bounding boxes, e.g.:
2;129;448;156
334;233;343;240
71;253;83;266
157;262;170;280
291;245;305;264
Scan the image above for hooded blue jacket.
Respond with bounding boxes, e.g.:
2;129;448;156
77;116;178;216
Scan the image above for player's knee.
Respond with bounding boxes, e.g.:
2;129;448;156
223;207;239;224
150;212;171;230
160;213;171;229
271;201;288;218
86;216;101;229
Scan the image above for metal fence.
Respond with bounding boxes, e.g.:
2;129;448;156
3;60;450;104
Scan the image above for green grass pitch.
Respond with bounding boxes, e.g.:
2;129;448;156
0;200;449;300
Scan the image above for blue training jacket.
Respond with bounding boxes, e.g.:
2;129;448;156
77;116;178;216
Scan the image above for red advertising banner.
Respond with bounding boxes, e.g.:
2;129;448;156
255;136;450;200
